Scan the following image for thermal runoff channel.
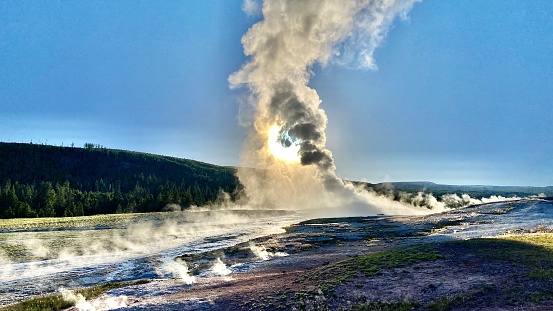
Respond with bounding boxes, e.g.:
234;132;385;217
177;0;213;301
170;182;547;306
230;0;425;215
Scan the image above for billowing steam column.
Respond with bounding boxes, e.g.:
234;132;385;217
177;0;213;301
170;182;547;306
264;82;338;185
229;0;419;212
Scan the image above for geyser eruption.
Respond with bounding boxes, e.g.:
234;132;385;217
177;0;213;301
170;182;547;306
230;0;422;214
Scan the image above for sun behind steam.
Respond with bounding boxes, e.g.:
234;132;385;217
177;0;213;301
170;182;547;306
267;125;300;163
231;0;424;214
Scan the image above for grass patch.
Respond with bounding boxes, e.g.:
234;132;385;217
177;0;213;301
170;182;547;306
0;295;73;311
428;295;462;311
0;279;150;311
0;243;31;262
300;246;442;294
445;234;553;302
350;301;420;311
0;213;147;231
427;285;494;311
453;234;553;281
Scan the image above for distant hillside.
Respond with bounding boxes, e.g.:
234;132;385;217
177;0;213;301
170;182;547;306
0;142;239;218
367;181;553;199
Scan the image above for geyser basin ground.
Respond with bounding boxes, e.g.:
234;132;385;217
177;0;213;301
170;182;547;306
0;209;302;307
3;199;553;310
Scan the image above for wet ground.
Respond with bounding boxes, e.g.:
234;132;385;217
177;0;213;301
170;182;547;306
70;199;553;310
0;210;302;307
3;199;553;310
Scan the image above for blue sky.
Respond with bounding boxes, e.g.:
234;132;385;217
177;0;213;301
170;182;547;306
1;1;552;186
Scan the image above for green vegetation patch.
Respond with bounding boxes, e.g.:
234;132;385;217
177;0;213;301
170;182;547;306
441;234;553;304
0;213;143;231
350;301;420;311
0;279;150;311
299;246;442;294
0;243;30;262
452;234;553;281
426;285;495;311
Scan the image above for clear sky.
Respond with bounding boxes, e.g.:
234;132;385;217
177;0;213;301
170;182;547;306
1;1;552;186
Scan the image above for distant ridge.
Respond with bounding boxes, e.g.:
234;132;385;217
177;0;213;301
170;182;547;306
369;181;553;198
0;142;237;187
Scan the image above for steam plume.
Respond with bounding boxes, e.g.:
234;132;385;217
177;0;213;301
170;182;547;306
61;288;128;311
211;257;232;276
242;0;262;17
230;0;420;213
249;242;288;260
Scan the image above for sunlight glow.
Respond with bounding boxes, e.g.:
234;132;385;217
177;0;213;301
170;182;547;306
267;125;300;163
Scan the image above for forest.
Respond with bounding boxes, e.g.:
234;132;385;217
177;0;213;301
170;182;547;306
0;143;239;218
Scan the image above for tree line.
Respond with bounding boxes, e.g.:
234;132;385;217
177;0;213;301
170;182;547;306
0;143;239;219
0;177;225;218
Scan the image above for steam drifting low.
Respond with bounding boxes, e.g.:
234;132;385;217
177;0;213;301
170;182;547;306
230;0;422;214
